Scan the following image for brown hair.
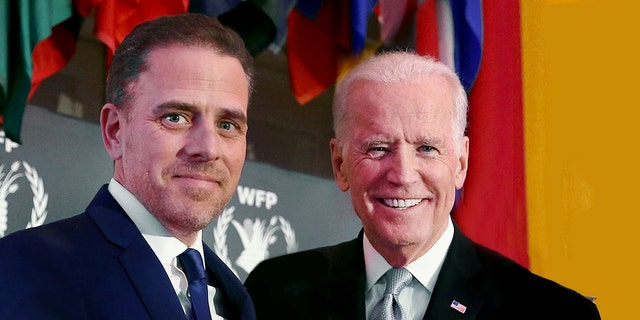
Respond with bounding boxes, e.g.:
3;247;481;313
105;13;254;108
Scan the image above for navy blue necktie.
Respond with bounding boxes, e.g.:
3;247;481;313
178;248;212;320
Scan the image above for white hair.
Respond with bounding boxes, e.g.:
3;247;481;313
332;51;468;155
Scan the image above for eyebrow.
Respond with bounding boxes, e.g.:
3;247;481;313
154;101;247;124
219;108;247;125
363;138;387;148
417;137;443;146
154;101;194;113
361;136;445;148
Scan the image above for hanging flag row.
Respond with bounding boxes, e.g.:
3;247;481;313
1;0;481;142
1;0;529;270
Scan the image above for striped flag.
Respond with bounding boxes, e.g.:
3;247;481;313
453;0;529;267
412;0;528;267
287;0;378;105
450;300;467;314
286;0;351;105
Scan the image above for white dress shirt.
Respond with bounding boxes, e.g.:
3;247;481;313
108;179;224;319
364;216;454;320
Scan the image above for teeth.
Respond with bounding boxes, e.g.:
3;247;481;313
383;198;422;208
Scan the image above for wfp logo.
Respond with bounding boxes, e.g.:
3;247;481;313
213;186;298;276
0;131;49;238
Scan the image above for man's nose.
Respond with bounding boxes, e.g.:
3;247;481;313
183;121;221;162
386;148;421;185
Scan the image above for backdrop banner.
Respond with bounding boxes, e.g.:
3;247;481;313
0;105;360;281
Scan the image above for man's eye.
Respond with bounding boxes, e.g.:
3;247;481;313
419;145;435;152
164;114;186;123
367;146;387;158
219;121;237;131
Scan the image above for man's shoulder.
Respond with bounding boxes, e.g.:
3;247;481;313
244;238;365;319
462;239;600;319
246;237;361;284
0;184;114;249
0;213;92;249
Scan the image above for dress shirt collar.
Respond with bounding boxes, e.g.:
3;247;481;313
364;216;454;293
107;179;205;266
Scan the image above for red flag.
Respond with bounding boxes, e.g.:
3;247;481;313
286;0;351;105
455;1;528;267
30;0;190;104
91;0;189;65
415;0;438;58
29;14;83;100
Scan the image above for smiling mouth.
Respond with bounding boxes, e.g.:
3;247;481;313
381;198;423;209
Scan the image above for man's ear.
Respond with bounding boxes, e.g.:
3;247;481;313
100;103;124;161
330;138;349;191
455;136;470;189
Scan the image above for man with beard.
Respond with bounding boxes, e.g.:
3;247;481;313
0;13;256;320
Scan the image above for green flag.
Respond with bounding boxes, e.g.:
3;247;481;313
0;0;71;143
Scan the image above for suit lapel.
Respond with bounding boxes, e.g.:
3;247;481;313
423;225;485;320
87;186;186;320
203;244;256;320
119;240;186;320
327;234;368;320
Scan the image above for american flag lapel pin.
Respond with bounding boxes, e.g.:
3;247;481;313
450;300;467;314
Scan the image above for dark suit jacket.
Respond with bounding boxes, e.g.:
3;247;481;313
245;226;600;320
0;185;256;320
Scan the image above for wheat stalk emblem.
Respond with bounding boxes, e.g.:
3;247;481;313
0;161;49;238
213;208;299;275
0;162;23;237
213;206;239;276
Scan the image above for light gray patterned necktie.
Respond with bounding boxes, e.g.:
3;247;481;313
370;267;413;320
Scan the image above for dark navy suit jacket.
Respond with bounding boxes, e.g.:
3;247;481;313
245;225;601;320
0;185;255;320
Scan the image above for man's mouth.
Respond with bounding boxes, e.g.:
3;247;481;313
176;174;216;182
381;198;422;209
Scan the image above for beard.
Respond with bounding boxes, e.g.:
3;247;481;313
134;161;237;235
